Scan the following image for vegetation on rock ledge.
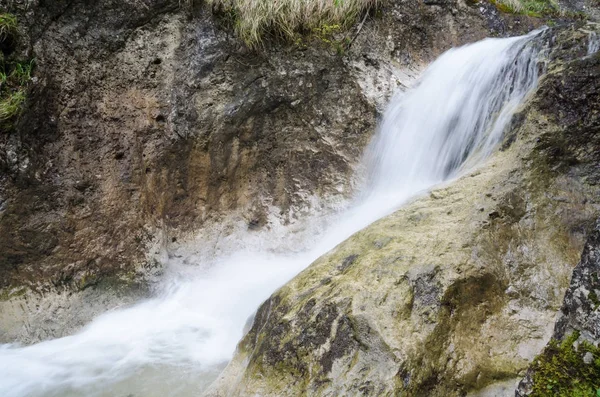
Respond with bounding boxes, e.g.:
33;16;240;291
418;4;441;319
207;0;379;47
0;13;17;43
529;332;600;397
0;12;32;131
491;0;558;17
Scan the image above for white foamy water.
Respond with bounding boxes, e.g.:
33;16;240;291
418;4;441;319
0;31;544;397
589;31;599;55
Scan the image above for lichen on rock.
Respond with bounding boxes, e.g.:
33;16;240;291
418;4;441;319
0;1;598;394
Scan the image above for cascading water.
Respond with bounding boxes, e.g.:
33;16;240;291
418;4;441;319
589;31;599;55
365;33;540;200
0;30;544;397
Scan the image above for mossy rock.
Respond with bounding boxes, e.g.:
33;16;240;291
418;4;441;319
529;332;600;397
490;0;559;18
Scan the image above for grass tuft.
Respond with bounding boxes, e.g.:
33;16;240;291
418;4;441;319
491;0;558;17
0;13;32;130
9;59;34;86
0;89;25;121
0;61;32;127
0;13;17;43
207;0;379;47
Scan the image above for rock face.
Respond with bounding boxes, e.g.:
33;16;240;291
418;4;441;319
516;219;600;396
554;221;600;346
206;26;600;397
0;0;538;342
515;36;600;397
0;0;376;293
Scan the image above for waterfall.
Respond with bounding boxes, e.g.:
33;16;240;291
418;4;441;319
365;32;540;201
0;30;544;397
589;31;599;55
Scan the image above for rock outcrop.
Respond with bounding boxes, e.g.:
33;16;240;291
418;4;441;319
206;25;600;397
0;0;377;294
516;219;600;396
555;222;600;356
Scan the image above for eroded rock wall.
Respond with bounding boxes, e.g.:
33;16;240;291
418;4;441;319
515;39;600;396
0;0;377;294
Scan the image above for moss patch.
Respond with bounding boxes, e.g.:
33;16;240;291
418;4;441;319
529;332;600;397
0;286;27;301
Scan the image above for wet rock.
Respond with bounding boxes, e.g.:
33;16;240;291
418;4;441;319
206;26;600;397
0;1;379;304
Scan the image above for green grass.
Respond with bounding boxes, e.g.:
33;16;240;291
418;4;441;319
0;13;32;129
207;0;379;47
491;0;558;17
0;61;32;126
0;89;25;121
9;59;34;86
0;13;17;43
529;332;600;397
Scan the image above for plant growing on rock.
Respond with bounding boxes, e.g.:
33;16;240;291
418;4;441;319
0;13;32;130
491;0;558;17
529;332;600;396
0;13;17;42
0;89;25;121
206;0;379;47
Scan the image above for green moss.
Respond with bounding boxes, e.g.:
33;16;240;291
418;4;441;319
0;286;27;301
292;23;352;54
530;332;600;397
311;23;352;54
589;290;600;309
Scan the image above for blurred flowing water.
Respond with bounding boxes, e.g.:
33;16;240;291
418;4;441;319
589;31;599;55
0;30;544;397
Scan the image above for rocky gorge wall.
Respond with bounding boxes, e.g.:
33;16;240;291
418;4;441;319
0;0;540;343
1;0;599;396
515;35;600;396
206;25;600;397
